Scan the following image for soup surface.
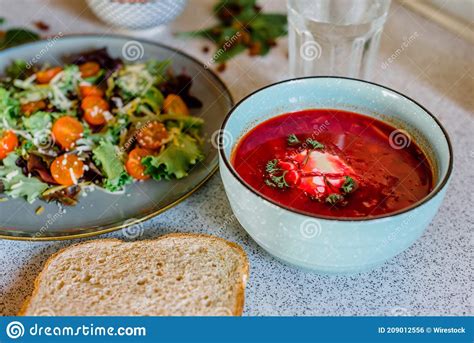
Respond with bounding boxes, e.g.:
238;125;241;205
231;109;434;218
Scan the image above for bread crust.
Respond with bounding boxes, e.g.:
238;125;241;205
18;234;249;316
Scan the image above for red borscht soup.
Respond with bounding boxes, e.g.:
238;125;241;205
231;109;434;218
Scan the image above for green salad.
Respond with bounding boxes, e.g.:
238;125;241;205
0;48;204;205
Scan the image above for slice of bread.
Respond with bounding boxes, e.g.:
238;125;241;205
19;234;249;316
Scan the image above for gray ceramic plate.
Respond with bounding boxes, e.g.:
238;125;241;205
0;34;233;240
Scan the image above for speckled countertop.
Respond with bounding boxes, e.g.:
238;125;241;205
0;0;472;316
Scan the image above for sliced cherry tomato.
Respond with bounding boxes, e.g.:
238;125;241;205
36;67;62;84
79;85;104;98
125;148;153;180
163;94;190;115
20;100;46;116
0;131;19;160
52;116;84;150
81;96;109;126
50;154;84;186
79;62;101;78
136;121;169;150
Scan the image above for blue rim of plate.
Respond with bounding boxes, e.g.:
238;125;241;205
219;76;454;222
0;33;234;241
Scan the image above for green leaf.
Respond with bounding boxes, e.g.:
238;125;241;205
158;114;204;130
178;0;286;65
265;179;276;187
142;133;204;180
0;18;5;25
217;27;239;44
0;153;48;203
287;134;300;146
265;159;279;174
1;152;18;168
0;28;40;50
260;13;287;25
235;6;259;22
23;111;51;132
248;30;272;56
214;44;247;63
93;141;124;180
0;87;20;129
92;141;133;192
146;59;171;82
56;64;80;93
141;86;164;112
92;141;132;191
103;172;132;193
5;59;28;79
269;173;288;188
250;14;287;37
326;193;344;205
306;138;324;149
99;115;130;145
342;176;356;194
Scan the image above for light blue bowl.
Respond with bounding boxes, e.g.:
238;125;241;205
219;77;453;274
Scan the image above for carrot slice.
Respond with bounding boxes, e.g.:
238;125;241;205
36;67;62;84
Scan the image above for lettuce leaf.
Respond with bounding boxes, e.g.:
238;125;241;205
103;172;132;192
92;141;131;192
0;87;20;129
159;114;204;130
146;59;170;77
23;111;51;132
5;59;28;79
55;64;81;93
142;133;204;180
0;153;47;203
140;86;164;112
146;59;170;84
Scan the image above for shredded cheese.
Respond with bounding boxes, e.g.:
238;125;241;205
5;170;19;181
69;168;78;185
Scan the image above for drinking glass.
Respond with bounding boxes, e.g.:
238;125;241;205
288;0;391;79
